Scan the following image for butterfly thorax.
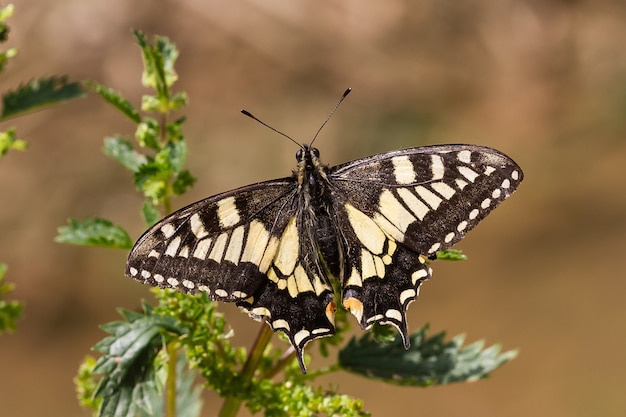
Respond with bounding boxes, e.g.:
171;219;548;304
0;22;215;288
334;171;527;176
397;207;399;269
295;145;343;279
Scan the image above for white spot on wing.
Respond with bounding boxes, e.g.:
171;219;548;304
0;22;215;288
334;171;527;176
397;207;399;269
214;289;228;298
154;274;164;283
378;189;416;233
484;166;496;176
240;220;271;265
224;226;244;264
457;150;471;163
392;155;417;184
190;213;208;239
167;277;179;287
501;178;511;189
141;270;151;278
481;198;491;209
430;154;445;180
469;208;479;220
294;264;314;294
511;170;520;181
217;197;240;228
293;329;311;347
345;203;386;254
411;269;429;285
385;309;403;322
345;267;362;287
148;250;160;258
458;166;479;182
415;186;443;210
209;233;228;262
430;182;456;200
444;232;455;243
457;220;468;232
129;267;138;276
400;289;417;305
160;223;175;238
193;238;212;260
397;188;429;220
274;217;299;276
455;179;468;190
428;242;440;254
164;236;181;257
492;189;502;199
272;319;290;331
182;280;195;289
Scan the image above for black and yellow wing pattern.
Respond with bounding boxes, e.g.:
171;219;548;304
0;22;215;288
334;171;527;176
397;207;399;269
126;143;523;373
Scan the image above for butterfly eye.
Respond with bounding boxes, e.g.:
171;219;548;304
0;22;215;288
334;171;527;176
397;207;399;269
312;147;320;158
296;149;303;161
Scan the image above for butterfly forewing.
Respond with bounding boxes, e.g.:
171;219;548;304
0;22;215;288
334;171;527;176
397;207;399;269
327;145;522;345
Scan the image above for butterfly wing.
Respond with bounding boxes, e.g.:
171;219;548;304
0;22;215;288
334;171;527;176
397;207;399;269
328;144;523;344
126;177;335;373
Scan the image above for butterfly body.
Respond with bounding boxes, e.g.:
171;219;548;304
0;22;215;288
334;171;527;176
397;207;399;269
126;143;523;373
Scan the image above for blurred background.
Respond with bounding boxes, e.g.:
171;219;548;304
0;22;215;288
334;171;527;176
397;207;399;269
1;0;625;416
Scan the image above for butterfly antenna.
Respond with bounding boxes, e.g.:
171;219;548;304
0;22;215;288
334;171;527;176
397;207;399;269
310;88;351;147
241;109;302;148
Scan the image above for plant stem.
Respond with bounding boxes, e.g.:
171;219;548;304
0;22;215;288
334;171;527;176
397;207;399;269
165;342;178;417
218;323;274;417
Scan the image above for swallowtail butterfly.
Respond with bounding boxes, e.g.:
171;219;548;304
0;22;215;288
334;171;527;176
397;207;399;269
126;89;523;373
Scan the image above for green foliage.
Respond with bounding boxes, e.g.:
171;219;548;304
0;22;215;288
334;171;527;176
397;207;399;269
0;5;16;73
56;218;133;249
0;4;85;159
0;263;22;334
339;324;518;386
436;249;468;261
1;76;86;120
84;302;202;417
0;127;27;157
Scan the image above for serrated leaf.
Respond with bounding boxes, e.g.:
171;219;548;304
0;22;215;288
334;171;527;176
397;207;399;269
142;201;160;226
86;81;141;124
1;76;86;120
55;218;132;249
156;139;187;174
134;30;178;99
91;307;186;417
172;170;196;196
338;324;517;386
103;136;147;172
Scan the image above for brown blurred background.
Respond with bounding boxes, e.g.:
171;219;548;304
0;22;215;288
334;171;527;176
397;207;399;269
1;1;625;416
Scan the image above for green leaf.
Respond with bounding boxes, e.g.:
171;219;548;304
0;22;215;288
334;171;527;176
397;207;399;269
436;249;468;261
135;117;160;150
103;136;147;172
91;306;186;417
86;81;141;124
156;139;187;174
1;76;86;120
0;128;27;157
55;218;133;249
142;200;161;227
0;263;23;334
133;30;178;100
338;324;517;386
134;162;169;204
172;170;196;196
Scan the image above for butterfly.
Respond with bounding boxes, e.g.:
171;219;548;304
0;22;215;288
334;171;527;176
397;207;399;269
126;89;523;373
